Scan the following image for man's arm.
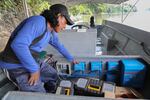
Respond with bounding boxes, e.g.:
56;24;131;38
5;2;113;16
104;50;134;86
49;32;74;62
11;16;46;73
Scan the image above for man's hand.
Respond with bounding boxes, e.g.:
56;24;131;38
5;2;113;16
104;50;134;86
72;60;78;64
28;71;40;86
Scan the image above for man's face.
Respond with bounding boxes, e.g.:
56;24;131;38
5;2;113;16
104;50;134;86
55;15;67;32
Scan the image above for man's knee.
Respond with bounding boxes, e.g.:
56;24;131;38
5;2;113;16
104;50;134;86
41;63;58;81
19;82;46;93
51;68;58;80
16;74;46;92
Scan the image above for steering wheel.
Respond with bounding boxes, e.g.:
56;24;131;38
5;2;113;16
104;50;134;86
71;25;90;29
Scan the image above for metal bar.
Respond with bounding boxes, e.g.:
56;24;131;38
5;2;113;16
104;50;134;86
115;45;127;55
65;0;68;6
122;38;129;50
121;1;124;23
122;0;140;23
22;0;29;18
111;30;117;38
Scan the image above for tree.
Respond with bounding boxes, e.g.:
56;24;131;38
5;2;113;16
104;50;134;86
27;0;50;15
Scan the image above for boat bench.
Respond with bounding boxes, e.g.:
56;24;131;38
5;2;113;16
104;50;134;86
0;69;17;99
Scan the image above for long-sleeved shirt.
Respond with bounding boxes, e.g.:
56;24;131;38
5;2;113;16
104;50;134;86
0;15;73;73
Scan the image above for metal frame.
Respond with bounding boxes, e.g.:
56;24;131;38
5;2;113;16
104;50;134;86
121;0;140;23
101;24;143;55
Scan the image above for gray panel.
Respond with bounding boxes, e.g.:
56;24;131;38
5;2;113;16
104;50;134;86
2;91;144;100
124;40;144;55
45;29;97;57
2;91;105;100
101;32;117;51
101;32;109;49
102;20;150;61
104;20;150;47
104;27;114;38
114;32;128;48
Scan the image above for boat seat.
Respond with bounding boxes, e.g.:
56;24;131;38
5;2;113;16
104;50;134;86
0;69;17;99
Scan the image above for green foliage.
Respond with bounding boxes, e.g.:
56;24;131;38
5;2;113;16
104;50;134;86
0;0;18;11
69;3;109;16
87;3;107;14
0;0;25;20
106;4;137;14
0;0;51;15
0;1;137;16
69;4;92;16
27;0;50;15
69;3;137;16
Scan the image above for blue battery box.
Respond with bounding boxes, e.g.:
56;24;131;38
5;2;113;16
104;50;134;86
74;62;85;72
88;61;103;78
90;61;102;71
121;59;146;88
106;61;119;83
107;61;119;71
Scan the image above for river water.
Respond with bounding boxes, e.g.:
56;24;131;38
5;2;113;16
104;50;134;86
80;11;150;32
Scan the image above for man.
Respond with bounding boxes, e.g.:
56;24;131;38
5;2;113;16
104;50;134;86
0;4;76;93
90;16;95;28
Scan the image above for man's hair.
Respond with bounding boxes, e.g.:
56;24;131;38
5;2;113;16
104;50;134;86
40;9;59;28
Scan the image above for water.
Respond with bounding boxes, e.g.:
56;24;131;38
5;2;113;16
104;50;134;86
77;12;150;32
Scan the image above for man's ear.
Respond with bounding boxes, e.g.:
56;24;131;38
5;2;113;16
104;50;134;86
57;16;61;26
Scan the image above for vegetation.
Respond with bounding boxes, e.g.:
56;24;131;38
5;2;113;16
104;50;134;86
69;3;107;16
0;0;50;31
68;3;137;24
0;0;137;20
0;0;137;30
0;0;25;32
27;0;50;15
69;3;137;16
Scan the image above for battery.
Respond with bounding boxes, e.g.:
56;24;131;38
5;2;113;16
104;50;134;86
107;61;119;71
106;61;119;83
90;61;102;72
75;78;104;96
74;62;86;72
56;62;71;74
121;59;146;88
87;78;103;93
102;82;116;93
56;80;74;95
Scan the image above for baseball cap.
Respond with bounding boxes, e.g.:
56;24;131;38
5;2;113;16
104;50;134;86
50;4;74;25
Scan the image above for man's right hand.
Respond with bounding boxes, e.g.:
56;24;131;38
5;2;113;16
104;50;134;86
28;71;40;86
72;60;78;64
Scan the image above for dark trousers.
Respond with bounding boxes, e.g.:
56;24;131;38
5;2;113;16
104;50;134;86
8;62;58;93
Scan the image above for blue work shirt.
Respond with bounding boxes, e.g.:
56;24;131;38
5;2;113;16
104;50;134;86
0;15;74;73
